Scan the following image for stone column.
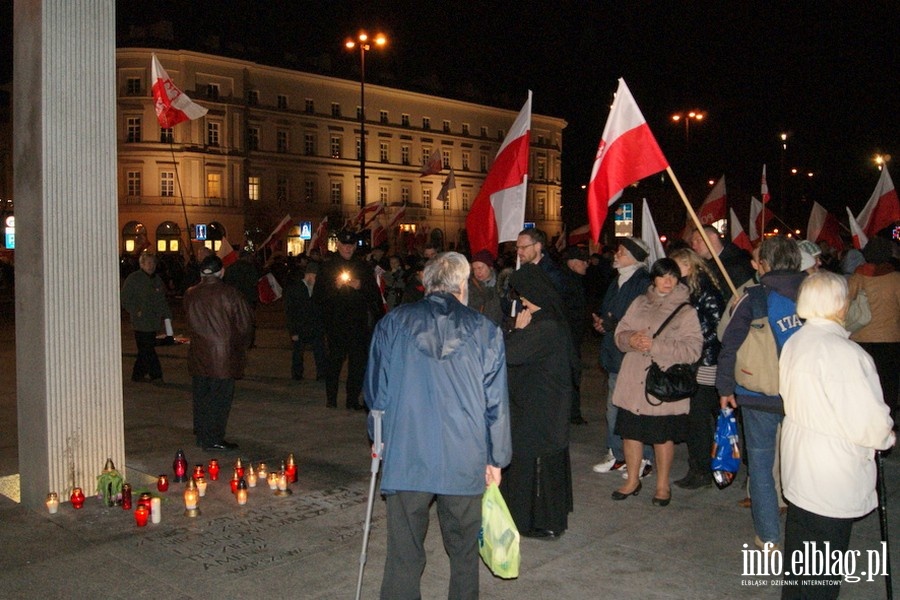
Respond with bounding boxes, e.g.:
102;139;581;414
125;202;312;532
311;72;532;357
14;1;123;508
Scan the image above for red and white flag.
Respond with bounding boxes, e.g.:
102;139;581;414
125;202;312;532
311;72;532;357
856;167;899;237
760;165;771;204
566;223;592;247
309;217;329;253
387;203;407;229
354;202;385;227
697;176;727;226
807;202;844;251
749;196;767;243
420;148;443;177
217;237;239;267
846;207;869;250
587;79;669;244
370;222;388;249
465;91;532;257
150;53;208;128
730;208;752;252
261;214;294;250
437;169;457;202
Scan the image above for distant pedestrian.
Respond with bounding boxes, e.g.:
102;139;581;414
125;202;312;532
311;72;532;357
283;261;325;381
184;255;254;451
365;251;511;599
121;252;171;383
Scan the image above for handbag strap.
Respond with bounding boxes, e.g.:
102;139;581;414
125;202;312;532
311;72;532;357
652;302;692;339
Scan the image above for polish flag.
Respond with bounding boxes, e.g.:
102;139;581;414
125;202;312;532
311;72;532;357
807;202;844;251
370;222;388;249
309;217;329;253
729;208;752;252
217;237;239;267
587;79;669;244
420;148;443;177
387;203;407;230
355;202;385;227
760;165;771;204
465;91;532;257
437;169;457;202
696;176;727;226
846;207;869;250
567;223;592;246
856;167;899;237
261;214;294;250
641;201;666;264
749;196;767;243
150;53;208;128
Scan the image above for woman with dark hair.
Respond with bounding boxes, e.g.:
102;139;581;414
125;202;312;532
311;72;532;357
500;263;576;538
669;248;725;489
611;258;703;506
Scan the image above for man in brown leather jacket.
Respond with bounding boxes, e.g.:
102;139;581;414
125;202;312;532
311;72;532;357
184;255;254;451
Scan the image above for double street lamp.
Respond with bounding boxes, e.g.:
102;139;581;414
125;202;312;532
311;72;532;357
671;110;705;145
345;31;387;208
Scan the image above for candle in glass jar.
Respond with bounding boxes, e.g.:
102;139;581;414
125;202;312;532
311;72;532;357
121;484;132;510
236;479;248;505
195;476;207;497
246;469;258;488
234;458;244;479
286;453;298;483
135;505;149;527
207;459;220;481
137;492;153;511
150;497;161;524
230;469;240;494
157;474;169;492
70;487;85;509
192;465;205;481
257;462;268;479
46;492;59;514
277;472;288;491
267;472;278;490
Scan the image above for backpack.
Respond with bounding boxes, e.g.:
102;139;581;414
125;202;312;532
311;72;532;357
734;286;802;396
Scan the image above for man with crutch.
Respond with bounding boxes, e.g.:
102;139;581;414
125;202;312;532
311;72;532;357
362;251;512;599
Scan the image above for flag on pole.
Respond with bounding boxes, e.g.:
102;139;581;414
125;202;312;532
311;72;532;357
420;148;443;177
856;167;899;237
354;202;385;227
586;79;669;244
437;169;457;202
387;203;407;229
261;214;294;250
846;207;869;250
370;222;388;249
760;165;771;204
150;53;208;128
749;197;764;243
465;91;532;257
641;201;666;264
730;208;752;252
217;237;239;267
807;202;844;251
697;176;727;226
309;217;329;253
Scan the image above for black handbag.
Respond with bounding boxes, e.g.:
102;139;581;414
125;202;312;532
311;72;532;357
644;303;698;406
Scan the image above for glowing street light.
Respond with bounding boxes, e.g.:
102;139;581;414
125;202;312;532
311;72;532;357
671;110;705;145
874;153;892;171
345;31;387;207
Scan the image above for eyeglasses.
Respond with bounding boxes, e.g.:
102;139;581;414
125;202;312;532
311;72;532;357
515;243;536;251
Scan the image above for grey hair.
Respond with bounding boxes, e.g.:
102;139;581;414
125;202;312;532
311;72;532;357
797;271;848;322
138;252;157;267
759;235;801;272
424;252;471;295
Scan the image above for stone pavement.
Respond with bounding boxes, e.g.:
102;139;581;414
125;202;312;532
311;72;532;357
0;299;896;599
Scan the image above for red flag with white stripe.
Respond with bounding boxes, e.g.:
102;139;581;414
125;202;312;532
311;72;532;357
807;202;844;251
730;208;752;252
697;176;727;226
846;207;869;250
309;217;329;253
355;202;385;227
150;53;208;128
856;167;899;237
465;91;532;257
261;214;293;250
567;223;592;246
218;237;239;267
587;79;669;244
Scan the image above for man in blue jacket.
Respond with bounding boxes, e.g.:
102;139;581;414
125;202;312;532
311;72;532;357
365;251;511;600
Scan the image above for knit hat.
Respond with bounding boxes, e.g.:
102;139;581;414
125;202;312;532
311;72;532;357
862;236;893;265
471;249;495;267
563;246;589;262
799;250;817;272
618;237;649;262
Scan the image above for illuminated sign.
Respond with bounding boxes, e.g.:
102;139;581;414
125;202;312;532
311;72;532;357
300;221;312;240
194;224;207;241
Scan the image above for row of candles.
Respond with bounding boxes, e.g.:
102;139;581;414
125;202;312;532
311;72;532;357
46;451;299;527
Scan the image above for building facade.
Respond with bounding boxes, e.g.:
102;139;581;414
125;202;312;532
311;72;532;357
114;48;566;257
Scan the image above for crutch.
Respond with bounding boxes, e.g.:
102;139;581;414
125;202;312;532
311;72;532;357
876;450;892;600
355;409;384;600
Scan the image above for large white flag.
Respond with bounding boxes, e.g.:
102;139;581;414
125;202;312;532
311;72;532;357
641;201;666;265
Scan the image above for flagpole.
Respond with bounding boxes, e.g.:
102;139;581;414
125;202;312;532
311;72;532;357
169;141;196;262
666;166;738;298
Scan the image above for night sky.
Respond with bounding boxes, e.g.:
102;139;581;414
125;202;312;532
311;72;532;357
3;2;898;234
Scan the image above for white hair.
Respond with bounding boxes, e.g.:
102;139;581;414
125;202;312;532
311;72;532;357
424;252;470;295
796;271;848;321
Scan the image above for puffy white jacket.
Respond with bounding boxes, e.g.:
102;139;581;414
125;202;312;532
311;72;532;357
779;318;895;518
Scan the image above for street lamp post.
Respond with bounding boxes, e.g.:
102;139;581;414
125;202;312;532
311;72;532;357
779;132;789;210
345;31;387;208
671;110;705;146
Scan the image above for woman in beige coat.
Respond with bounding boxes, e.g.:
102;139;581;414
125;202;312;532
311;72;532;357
611;258;703;506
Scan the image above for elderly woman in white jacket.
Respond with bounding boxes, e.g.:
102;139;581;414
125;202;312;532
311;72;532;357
779;271;895;598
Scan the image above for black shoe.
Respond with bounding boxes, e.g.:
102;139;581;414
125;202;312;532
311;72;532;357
611;481;642;500
521;529;564;540
570;416;588;425
674;472;712;490
652;492;672;507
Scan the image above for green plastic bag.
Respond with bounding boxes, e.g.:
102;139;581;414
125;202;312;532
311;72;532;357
478;482;520;579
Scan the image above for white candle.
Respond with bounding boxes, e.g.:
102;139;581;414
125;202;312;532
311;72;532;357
277;473;288;491
150;497;161;524
247;472;258;488
196;478;207;497
46;493;59;514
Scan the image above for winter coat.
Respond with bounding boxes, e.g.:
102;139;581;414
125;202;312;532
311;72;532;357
312;254;383;334
611;283;702;416
597;267;652;374
686;273;725;367
364;292;511;496
504;309;575;458
467;275;503;325
283;277;323;339
780;318;895;518
710;242;755;302
121;269;172;332
184;277;254;379
848;263;900;343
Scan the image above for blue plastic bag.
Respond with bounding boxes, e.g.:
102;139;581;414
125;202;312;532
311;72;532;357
711;408;741;489
478;483;520;579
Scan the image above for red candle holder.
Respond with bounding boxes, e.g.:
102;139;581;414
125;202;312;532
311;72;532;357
192;465;205;481
70;487;85;509
207;459;220;481
286;454;298;483
134;505;149;527
121;483;133;510
230;469;240;494
137;492;153;511
173;449;188;483
156;474;169;492
235;458;244;479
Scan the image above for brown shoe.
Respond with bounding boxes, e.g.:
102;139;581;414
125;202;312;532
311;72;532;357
738;497;752;508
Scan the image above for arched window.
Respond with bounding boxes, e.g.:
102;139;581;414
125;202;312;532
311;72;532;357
204;221;226;252
122;221;147;254
156;221;181;253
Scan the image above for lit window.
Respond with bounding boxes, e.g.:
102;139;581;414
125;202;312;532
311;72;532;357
248;176;260;201
206;173;221;198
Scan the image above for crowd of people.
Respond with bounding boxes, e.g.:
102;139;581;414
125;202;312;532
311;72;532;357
119;224;898;598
